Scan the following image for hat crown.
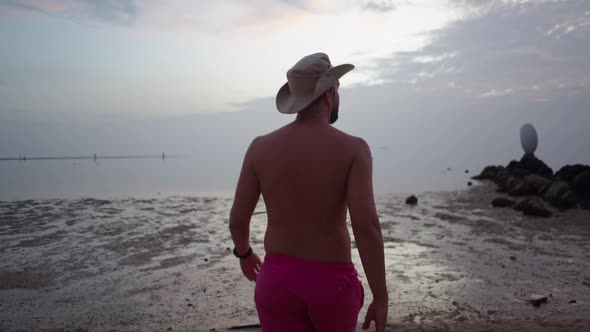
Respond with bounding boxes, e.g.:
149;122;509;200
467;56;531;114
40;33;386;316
287;53;332;96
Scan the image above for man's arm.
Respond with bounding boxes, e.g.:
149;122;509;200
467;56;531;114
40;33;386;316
346;137;388;331
229;137;261;256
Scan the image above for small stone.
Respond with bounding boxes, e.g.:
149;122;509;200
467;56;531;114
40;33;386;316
452;301;458;306
187;303;193;307
529;297;548;307
167;328;172;331
492;198;516;208
467;181;473;186
405;195;418;205
509;256;517;261
570;300;577;304
465;170;469;173
204;258;209;262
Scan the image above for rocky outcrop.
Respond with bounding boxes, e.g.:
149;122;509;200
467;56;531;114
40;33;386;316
473;154;590;213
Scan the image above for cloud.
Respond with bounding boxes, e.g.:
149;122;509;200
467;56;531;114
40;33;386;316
0;0;52;16
360;0;395;12
79;0;138;25
359;0;590;102
0;0;139;25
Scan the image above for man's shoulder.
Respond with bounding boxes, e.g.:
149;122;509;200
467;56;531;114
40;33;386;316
329;127;368;149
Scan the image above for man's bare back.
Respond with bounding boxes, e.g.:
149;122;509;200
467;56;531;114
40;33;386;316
229;53;387;331
251;118;365;262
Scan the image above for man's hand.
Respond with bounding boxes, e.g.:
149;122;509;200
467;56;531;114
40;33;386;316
239;253;262;281
362;298;388;332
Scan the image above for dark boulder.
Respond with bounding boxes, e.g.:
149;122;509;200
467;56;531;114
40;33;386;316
523;174;551;194
494;169;512;188
572;171;590;195
405;195;418;205
506;160;531;178
554;164;590;183
504;177;535;196
492;198;516;208
544;181;578;209
513;198;552;217
472;165;504;181
519;154;553;178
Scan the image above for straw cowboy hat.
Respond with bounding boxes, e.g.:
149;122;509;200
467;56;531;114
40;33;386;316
276;53;354;114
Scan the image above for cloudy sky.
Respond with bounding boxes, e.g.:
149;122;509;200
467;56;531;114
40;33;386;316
2;0;587;120
1;0;589;195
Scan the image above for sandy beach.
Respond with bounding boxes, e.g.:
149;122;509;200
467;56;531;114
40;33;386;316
1;183;589;331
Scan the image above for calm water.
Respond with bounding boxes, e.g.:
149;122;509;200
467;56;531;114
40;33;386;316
0;155;476;200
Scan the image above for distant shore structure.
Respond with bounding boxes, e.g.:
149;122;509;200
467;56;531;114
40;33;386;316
1;154;181;161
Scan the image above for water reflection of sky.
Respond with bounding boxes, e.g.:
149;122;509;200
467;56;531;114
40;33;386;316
0;156;476;200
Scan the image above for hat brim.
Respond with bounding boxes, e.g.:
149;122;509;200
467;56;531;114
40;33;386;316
276;64;354;114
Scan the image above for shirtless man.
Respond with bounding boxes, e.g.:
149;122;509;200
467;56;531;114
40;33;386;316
229;53;388;332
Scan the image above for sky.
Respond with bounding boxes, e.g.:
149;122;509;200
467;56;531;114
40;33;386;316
1;0;590;195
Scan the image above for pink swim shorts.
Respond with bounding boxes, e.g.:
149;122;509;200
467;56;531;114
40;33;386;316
254;253;364;332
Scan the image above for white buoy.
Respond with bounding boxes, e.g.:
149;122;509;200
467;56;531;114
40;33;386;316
520;123;538;155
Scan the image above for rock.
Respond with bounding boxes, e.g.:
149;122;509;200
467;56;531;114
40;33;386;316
506;160;531;178
523;174;551;194
504;176;535;196
538;182;552;196
570;300;577;304
529;297;548;307
472;165;504;180
467;181;473;186
405;195;418;205
572;171;590;195
465;170;469;174
555;164;590;183
492;198;516;208
544;181;578;209
513;198;552;217
513;198;530;211
494;169;511;188
519;154;553;178
524;201;553;218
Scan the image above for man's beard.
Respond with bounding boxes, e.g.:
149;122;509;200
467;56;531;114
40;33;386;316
329;90;340;124
329;108;339;124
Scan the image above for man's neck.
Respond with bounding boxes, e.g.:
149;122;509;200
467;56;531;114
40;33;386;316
295;105;330;125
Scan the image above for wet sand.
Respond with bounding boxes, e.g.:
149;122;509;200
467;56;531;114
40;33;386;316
0;183;589;331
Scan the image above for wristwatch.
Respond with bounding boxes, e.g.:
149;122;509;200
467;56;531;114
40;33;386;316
233;246;253;259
